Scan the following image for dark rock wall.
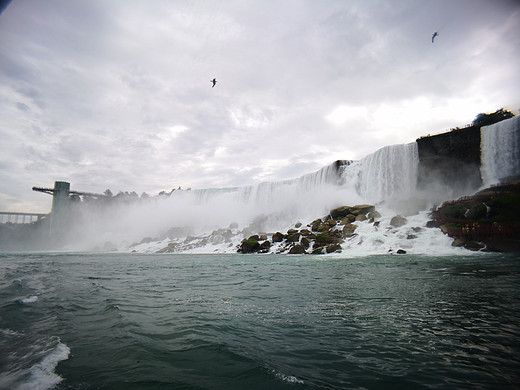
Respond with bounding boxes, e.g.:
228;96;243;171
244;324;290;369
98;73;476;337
416;126;482;190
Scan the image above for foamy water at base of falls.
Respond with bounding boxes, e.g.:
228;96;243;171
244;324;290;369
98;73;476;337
52;116;520;254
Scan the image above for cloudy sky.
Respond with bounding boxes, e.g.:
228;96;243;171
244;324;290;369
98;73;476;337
1;0;519;212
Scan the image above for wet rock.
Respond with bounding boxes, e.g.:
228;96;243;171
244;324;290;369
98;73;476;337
238;236;261;253
464;241;485;251
272;232;285;242
426;220;439;228
396;249;407;254
286;232;301;242
352;204;375;215
309;219;322;232
318;220;336;232
311;246;325;254
390;215;407;227
289;244;306;254
258;240;272;253
326;243;342;253
340;215;356;224
367;210;382;219
330;206;352;219
342;223;357;236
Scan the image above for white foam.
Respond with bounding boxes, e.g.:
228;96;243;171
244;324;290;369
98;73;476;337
272;370;304;384
14;341;70;390
338;209;464;257
20;295;38;304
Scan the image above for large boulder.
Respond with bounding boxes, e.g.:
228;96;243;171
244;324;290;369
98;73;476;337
272;232;285;242
352;204;375;215
238;236;260;253
431;183;520;253
330;206;352;219
317;220;337;232
289;244;306;254
390;215;407;227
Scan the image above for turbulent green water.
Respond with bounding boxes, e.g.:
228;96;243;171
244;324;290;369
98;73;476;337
1;252;519;389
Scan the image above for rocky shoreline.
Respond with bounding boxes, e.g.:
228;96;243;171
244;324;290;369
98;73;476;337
431;182;520;252
237;204;411;255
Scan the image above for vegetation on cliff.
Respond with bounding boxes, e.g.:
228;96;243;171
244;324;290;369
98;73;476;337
431;183;520;252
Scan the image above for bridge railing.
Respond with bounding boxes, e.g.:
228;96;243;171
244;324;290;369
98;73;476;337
0;212;48;224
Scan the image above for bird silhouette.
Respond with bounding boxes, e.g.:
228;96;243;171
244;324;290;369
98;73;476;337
211;78;217;88
432;32;438;43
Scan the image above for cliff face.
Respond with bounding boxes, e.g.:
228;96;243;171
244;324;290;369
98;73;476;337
431;183;520;252
416;125;482;190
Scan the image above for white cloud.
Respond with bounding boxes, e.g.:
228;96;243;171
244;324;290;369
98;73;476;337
0;0;519;212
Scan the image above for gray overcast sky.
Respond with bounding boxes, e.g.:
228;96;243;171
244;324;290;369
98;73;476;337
1;0;519;212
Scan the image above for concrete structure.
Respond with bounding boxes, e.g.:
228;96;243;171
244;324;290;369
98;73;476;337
0;212;48;224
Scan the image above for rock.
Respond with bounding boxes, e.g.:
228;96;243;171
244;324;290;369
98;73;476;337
426;220;439;228
156;242;177;253
289;244;306;254
431;184;520;253
311;246;325;254
352;204;375;215
367;210;382;219
342;223;357;236
326;244;342;253
272;232;285;242
286;232;301;242
301;236;311;249
287;229;299;235
396;249;407;254
238;236;260;253
464;241;485;251
355;214;367;222
258;240;272;253
466;202;487;220
484;238;520;253
407;234;417;240
452;238;466;247
318;220;336;232
330;206;352;219
390;215;407;227
310;219;322;232
295;222;302;228
259;234;268;241
340;215;356;224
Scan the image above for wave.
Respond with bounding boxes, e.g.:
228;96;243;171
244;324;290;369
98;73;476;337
0;333;70;390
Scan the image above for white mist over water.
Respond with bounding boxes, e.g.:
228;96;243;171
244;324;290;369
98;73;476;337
481;115;520;187
61;117;519;254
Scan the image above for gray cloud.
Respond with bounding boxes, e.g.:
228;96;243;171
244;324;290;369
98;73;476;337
0;0;519;212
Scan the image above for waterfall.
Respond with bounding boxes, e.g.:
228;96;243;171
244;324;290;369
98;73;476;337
63;141;428;252
353;142;419;204
480;116;520;186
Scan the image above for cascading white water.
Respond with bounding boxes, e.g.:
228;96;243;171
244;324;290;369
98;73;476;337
65;143;429;252
351;142;419;204
480;116;520;187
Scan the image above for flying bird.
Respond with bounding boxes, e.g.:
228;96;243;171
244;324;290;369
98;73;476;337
432;31;438;43
211;78;217;88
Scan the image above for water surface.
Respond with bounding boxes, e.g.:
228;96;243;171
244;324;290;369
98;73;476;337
1;252;519;389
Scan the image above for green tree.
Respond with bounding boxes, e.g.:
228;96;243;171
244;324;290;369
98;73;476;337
472;108;515;127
